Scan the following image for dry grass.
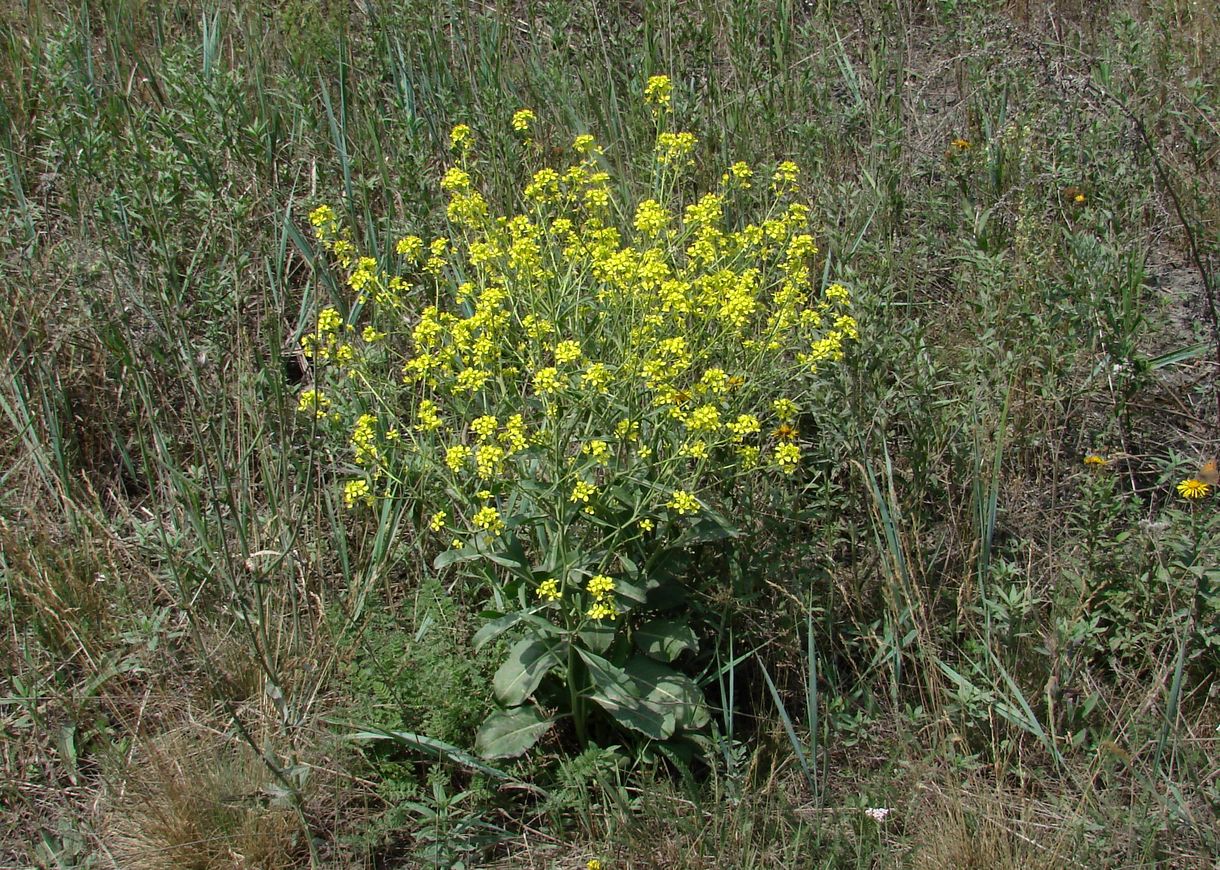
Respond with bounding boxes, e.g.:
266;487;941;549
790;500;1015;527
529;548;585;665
100;730;308;870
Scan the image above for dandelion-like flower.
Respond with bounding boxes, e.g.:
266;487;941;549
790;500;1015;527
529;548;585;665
1176;478;1211;500
1083;454;1107;469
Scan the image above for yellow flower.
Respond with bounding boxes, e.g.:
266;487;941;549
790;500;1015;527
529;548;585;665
554;340;582;364
396;235;423;259
450;124;474;151
687;404;721;433
667;489;700;515
772;398;798;423
428;511;447;531
445;444;471;473
772;160;800;191
571;480;597;503
533;367;562;395
343;479;372;508
297;388;331;418
656;131;697;167
536;578;561;601
950;137;971;150
573;133;598;155
775;442;801;474
415;399;443;432
634;199;668;237
471;415;498;441
1083;454;1107;468
512;108;536;134
1176;478;1211;500
476;444;506;478
582;440;611;465
309;204;335;229
587;601;617;621
472;505;505;535
644;74;672;110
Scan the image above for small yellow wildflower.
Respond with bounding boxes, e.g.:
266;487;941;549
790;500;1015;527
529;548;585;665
1176;478;1211;500
638;518;654;532
297;388;331;417
533;367;562;395
309;204;335;229
343;479;372;509
415;399;443;432
644;74;672;110
772;160;799;191
450;124;474;151
583;440;611;465
655;131;697;167
634;199;668;237
395;235;423;259
445;444;471;473
587;601;617;621
476;444;506;478
667;489;700;515
1083;454;1107;468
582;363;611;391
536;578;561;602
775;442;801;474
554;340;582;364
950;137;971;150
512;108;536;134
471;415;498;441
573;133;598;155
571;480;597;503
687;404;721;433
772;398;798;423
587;575;614;598
472;505;505;535
428;511;447;531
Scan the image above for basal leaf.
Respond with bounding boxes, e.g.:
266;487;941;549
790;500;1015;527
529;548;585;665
475;706;554;760
493;638;563;706
635;618;699;662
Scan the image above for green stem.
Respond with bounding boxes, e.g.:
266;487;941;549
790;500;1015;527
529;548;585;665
568;640;587;748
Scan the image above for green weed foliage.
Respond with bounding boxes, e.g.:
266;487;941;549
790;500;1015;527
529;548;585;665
1;0;1217;866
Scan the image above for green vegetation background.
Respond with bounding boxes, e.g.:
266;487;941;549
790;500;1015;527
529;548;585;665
1;0;1217;866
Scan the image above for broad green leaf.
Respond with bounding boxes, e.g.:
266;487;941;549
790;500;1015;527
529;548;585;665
472;611;560;652
624;655;708;730
579;648;674;739
578;622;615;655
494;638;563;706
475;706;554;759
635;618;699;662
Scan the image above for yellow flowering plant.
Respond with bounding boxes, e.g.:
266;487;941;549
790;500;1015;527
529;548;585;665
299;77;858;760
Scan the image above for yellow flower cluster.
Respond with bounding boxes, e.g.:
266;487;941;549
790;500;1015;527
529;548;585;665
302;78;860;553
586;574;617;621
